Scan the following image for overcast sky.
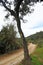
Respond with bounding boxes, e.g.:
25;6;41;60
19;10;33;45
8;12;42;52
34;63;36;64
0;2;43;37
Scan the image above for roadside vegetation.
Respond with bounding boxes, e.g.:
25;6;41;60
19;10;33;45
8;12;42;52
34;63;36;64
0;24;22;54
31;47;43;65
19;47;43;65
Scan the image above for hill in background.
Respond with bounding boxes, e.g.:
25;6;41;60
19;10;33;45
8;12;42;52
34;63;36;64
26;31;43;47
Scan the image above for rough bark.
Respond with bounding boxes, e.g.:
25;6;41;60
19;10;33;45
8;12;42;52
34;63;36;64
16;15;31;65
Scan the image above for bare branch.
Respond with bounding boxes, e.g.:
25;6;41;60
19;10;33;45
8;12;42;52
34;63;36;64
0;0;16;16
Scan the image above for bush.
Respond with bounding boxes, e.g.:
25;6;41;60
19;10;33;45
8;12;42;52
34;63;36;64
0;24;22;54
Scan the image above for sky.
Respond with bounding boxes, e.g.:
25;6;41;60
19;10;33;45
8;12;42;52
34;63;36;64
0;2;43;37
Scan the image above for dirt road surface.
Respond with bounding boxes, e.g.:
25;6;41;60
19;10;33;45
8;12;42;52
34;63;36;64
0;43;37;65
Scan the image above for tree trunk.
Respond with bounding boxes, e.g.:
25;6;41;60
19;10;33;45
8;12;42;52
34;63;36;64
16;16;31;65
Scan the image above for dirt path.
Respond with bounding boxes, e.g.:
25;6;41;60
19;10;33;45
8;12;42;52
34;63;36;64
0;43;37;65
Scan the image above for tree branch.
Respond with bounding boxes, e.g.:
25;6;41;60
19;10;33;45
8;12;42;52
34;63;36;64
15;0;23;16
0;0;16;16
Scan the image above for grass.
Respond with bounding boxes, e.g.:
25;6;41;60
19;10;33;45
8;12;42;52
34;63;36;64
31;55;43;65
31;47;43;65
19;47;43;65
32;47;43;59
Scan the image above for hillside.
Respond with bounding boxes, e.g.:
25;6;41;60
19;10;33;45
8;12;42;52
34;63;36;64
27;31;43;47
16;31;43;47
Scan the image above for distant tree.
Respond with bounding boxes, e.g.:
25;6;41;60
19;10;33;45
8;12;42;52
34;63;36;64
0;0;38;65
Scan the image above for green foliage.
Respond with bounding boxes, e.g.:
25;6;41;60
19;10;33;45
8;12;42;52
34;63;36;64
31;55;43;65
33;48;43;59
26;31;43;47
19;56;43;65
19;47;43;65
31;47;43;65
0;24;15;54
0;24;22;54
16;38;23;47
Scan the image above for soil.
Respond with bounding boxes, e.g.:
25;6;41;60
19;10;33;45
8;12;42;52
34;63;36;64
0;43;37;65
